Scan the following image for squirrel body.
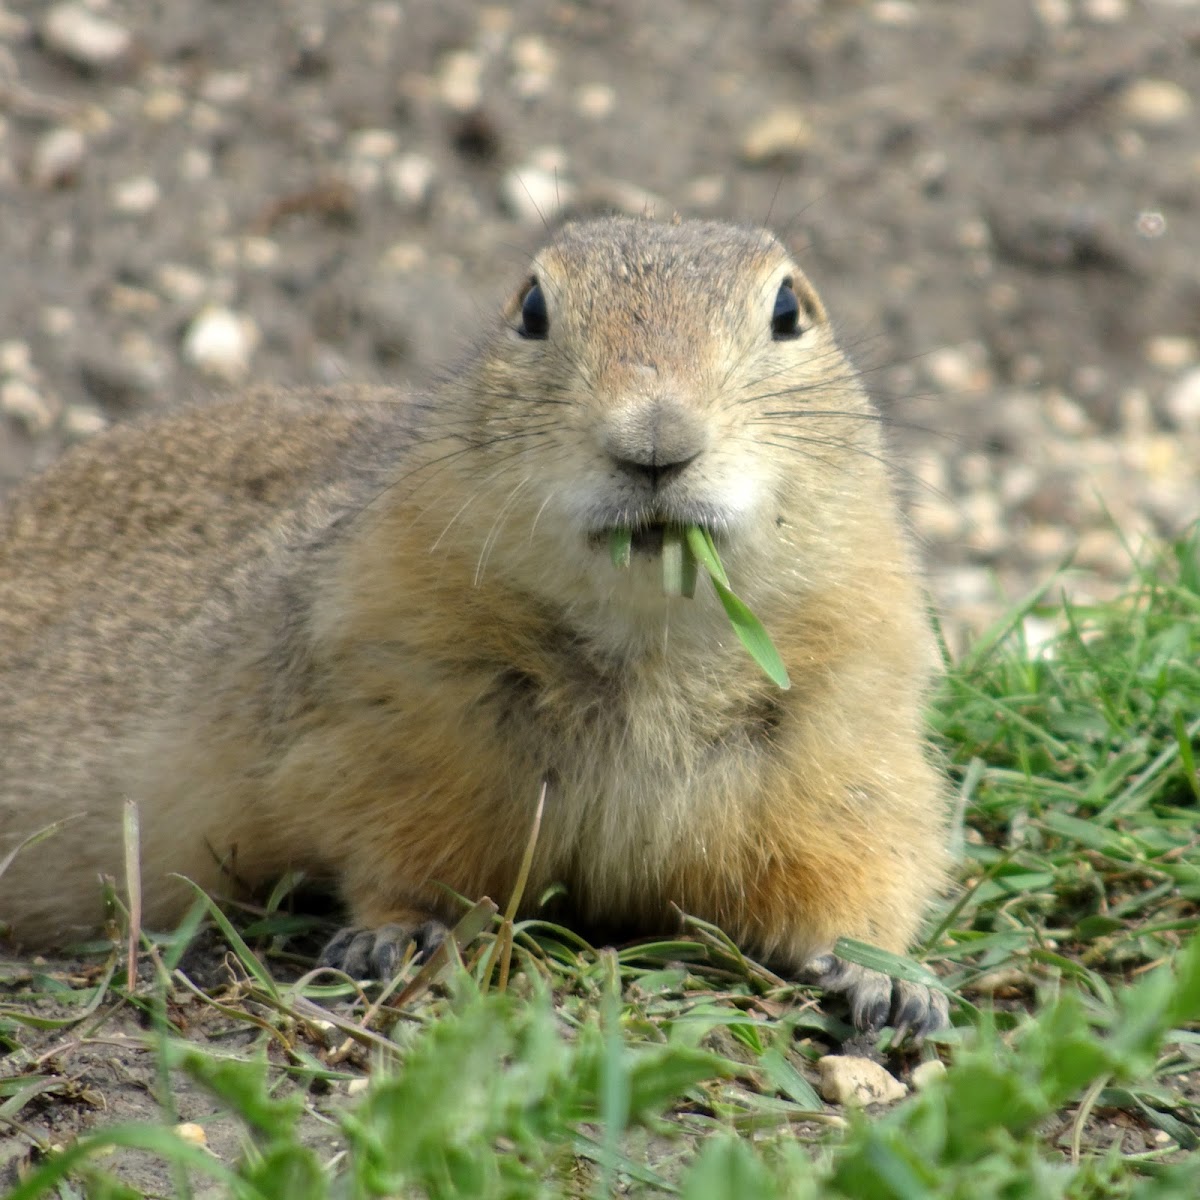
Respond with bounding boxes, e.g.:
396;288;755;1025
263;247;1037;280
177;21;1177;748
0;219;949;1031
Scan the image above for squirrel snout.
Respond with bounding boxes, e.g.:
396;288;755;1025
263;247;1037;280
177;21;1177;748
602;396;708;488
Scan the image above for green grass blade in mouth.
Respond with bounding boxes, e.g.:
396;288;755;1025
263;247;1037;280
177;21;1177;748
684;524;729;587
710;578;792;690
609;526;633;569
606;523;789;689
661;526;698;598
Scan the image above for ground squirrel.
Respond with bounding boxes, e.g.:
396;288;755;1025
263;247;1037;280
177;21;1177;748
0;217;950;1034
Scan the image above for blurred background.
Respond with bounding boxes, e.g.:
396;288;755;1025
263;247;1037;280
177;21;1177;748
1;0;1197;637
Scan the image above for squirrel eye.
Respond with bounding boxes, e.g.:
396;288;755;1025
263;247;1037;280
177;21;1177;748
518;279;549;339
771;279;802;340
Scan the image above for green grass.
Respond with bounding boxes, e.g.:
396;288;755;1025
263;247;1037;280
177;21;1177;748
2;528;1199;1198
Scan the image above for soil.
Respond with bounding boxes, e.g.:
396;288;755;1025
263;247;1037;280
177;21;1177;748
1;0;1198;1192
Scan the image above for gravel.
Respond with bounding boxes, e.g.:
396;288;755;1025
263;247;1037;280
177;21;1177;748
1;0;1197;643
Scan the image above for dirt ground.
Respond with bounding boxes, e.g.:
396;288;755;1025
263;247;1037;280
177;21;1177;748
1;0;1199;628
1;0;1199;1192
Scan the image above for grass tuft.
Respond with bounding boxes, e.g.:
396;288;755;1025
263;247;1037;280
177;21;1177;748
3;527;1199;1195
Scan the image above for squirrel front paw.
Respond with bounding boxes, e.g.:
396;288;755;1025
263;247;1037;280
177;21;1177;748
802;952;948;1040
319;917;449;979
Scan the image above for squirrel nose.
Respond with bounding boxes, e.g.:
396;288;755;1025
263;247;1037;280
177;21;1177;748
603;397;708;488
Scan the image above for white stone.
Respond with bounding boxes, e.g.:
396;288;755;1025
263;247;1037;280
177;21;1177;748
62;404;108;441
40;306;76;337
924;343;991;394
155;263;209;304
385;153;436;208
1082;0;1129;19
438;50;483;112
741;107;811;164
0;339;33;377
686;175;726;207
42;3;132;70
501;164;575;225
1119;79;1193;127
1165;367;1200;432
511;35;557;99
174;1123;207;1147
143;88;186;123
910;1060;947;1091
576;83;615;120
1;378;57;435
873;1;920;24
817;1055;907;1106
31;126;86;188
182;307;259;381
199;71;251;106
511;35;556;75
1032;0;1071;26
111;175;160;215
1144;335;1197;370
1044;391;1094;436
348;128;400;160
179;147;213;183
240;237;279;269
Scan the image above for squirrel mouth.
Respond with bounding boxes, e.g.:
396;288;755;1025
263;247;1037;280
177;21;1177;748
588;521;720;558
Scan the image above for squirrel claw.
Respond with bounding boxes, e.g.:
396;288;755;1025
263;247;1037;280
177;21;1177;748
802;952;948;1041
319;918;448;980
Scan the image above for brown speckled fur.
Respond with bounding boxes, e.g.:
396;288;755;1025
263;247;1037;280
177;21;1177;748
0;219;949;1028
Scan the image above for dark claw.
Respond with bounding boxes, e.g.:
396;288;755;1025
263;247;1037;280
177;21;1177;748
803;952;948;1041
319;919;450;980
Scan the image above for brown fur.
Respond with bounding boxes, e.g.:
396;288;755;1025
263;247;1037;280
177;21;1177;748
0;218;948;1022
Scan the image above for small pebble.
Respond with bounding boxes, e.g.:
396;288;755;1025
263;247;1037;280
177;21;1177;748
155;263;209;305
174;1123;207;1147
348;129;400;160
31;126;86;188
924;343;992;394
239;236;280;269
0;339;33;377
62;404;108;441
143;88;186;123
438;50;483;112
501;164;575;224
385;153;436;209
111;175;161;215
816;1055;907;1106
910;1060;947;1091
40;306;76;338
182;307;259;381
1144;336;1197;370
1164;368;1200;433
576;83;615;120
1081;0;1128;20
2;378;58;435
199;71;252;106
511;34;556;98
1119;79;1193;128
1044;392;1093;436
685;174;726;207
873;1;920;24
41;3;132;71
741;107;811;165
79;347;165;410
1032;0;1071;27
